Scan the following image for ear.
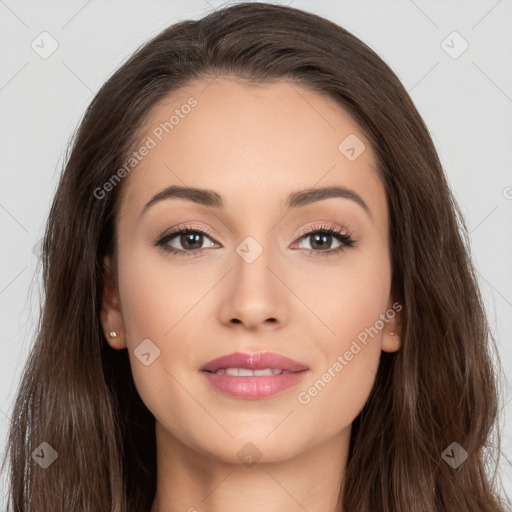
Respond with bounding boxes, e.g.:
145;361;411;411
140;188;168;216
381;290;403;353
100;255;127;350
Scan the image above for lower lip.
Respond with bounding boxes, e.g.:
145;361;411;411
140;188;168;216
201;370;308;399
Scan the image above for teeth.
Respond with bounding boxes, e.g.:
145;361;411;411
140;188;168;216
214;368;288;376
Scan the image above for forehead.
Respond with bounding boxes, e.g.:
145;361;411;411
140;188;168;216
118;77;386;228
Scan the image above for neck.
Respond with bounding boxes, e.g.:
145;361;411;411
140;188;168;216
149;421;350;512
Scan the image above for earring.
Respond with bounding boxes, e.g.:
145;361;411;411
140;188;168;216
390;332;400;345
109;331;117;338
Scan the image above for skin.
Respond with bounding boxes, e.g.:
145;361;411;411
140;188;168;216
100;76;402;512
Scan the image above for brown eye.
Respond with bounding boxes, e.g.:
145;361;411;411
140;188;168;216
155;226;218;257
179;232;205;250
293;225;355;258
306;232;337;251
164;230;216;252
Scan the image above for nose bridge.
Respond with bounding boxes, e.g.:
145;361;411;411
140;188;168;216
234;233;277;298
220;232;287;328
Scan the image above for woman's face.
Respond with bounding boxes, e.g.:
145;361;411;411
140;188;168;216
101;76;401;464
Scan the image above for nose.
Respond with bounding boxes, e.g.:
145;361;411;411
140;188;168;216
218;242;289;331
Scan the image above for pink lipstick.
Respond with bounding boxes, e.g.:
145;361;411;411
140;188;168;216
200;351;309;400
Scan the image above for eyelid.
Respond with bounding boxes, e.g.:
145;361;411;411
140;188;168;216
292;222;351;240
157;223;219;244
290;222;356;252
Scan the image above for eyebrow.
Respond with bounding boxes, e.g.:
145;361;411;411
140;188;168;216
140;184;372;220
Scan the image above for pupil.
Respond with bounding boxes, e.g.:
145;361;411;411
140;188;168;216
311;233;331;250
182;232;202;250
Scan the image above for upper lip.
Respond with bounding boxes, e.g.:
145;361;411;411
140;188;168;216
201;351;309;373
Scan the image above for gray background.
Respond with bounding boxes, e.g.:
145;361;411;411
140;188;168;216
1;0;511;507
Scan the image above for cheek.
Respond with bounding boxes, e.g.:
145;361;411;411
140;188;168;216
294;248;391;423
326;258;391;341
296;240;391;348
115;245;188;374
117;243;207;342
115;252;203;431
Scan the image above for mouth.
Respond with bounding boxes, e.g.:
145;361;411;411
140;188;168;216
203;368;297;376
200;351;309;399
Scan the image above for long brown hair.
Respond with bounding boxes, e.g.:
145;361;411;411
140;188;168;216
2;3;507;511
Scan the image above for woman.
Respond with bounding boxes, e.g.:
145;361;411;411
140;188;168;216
3;2;506;511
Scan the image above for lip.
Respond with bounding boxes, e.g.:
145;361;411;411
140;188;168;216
201;370;308;399
200;351;309;400
201;351;309;373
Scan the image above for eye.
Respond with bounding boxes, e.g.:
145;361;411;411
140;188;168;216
154;223;356;258
292;224;356;258
154;224;218;257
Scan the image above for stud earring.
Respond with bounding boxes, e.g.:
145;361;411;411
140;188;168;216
390;332;400;345
109;331;117;338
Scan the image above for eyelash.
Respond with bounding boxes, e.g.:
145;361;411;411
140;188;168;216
154;223;356;259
